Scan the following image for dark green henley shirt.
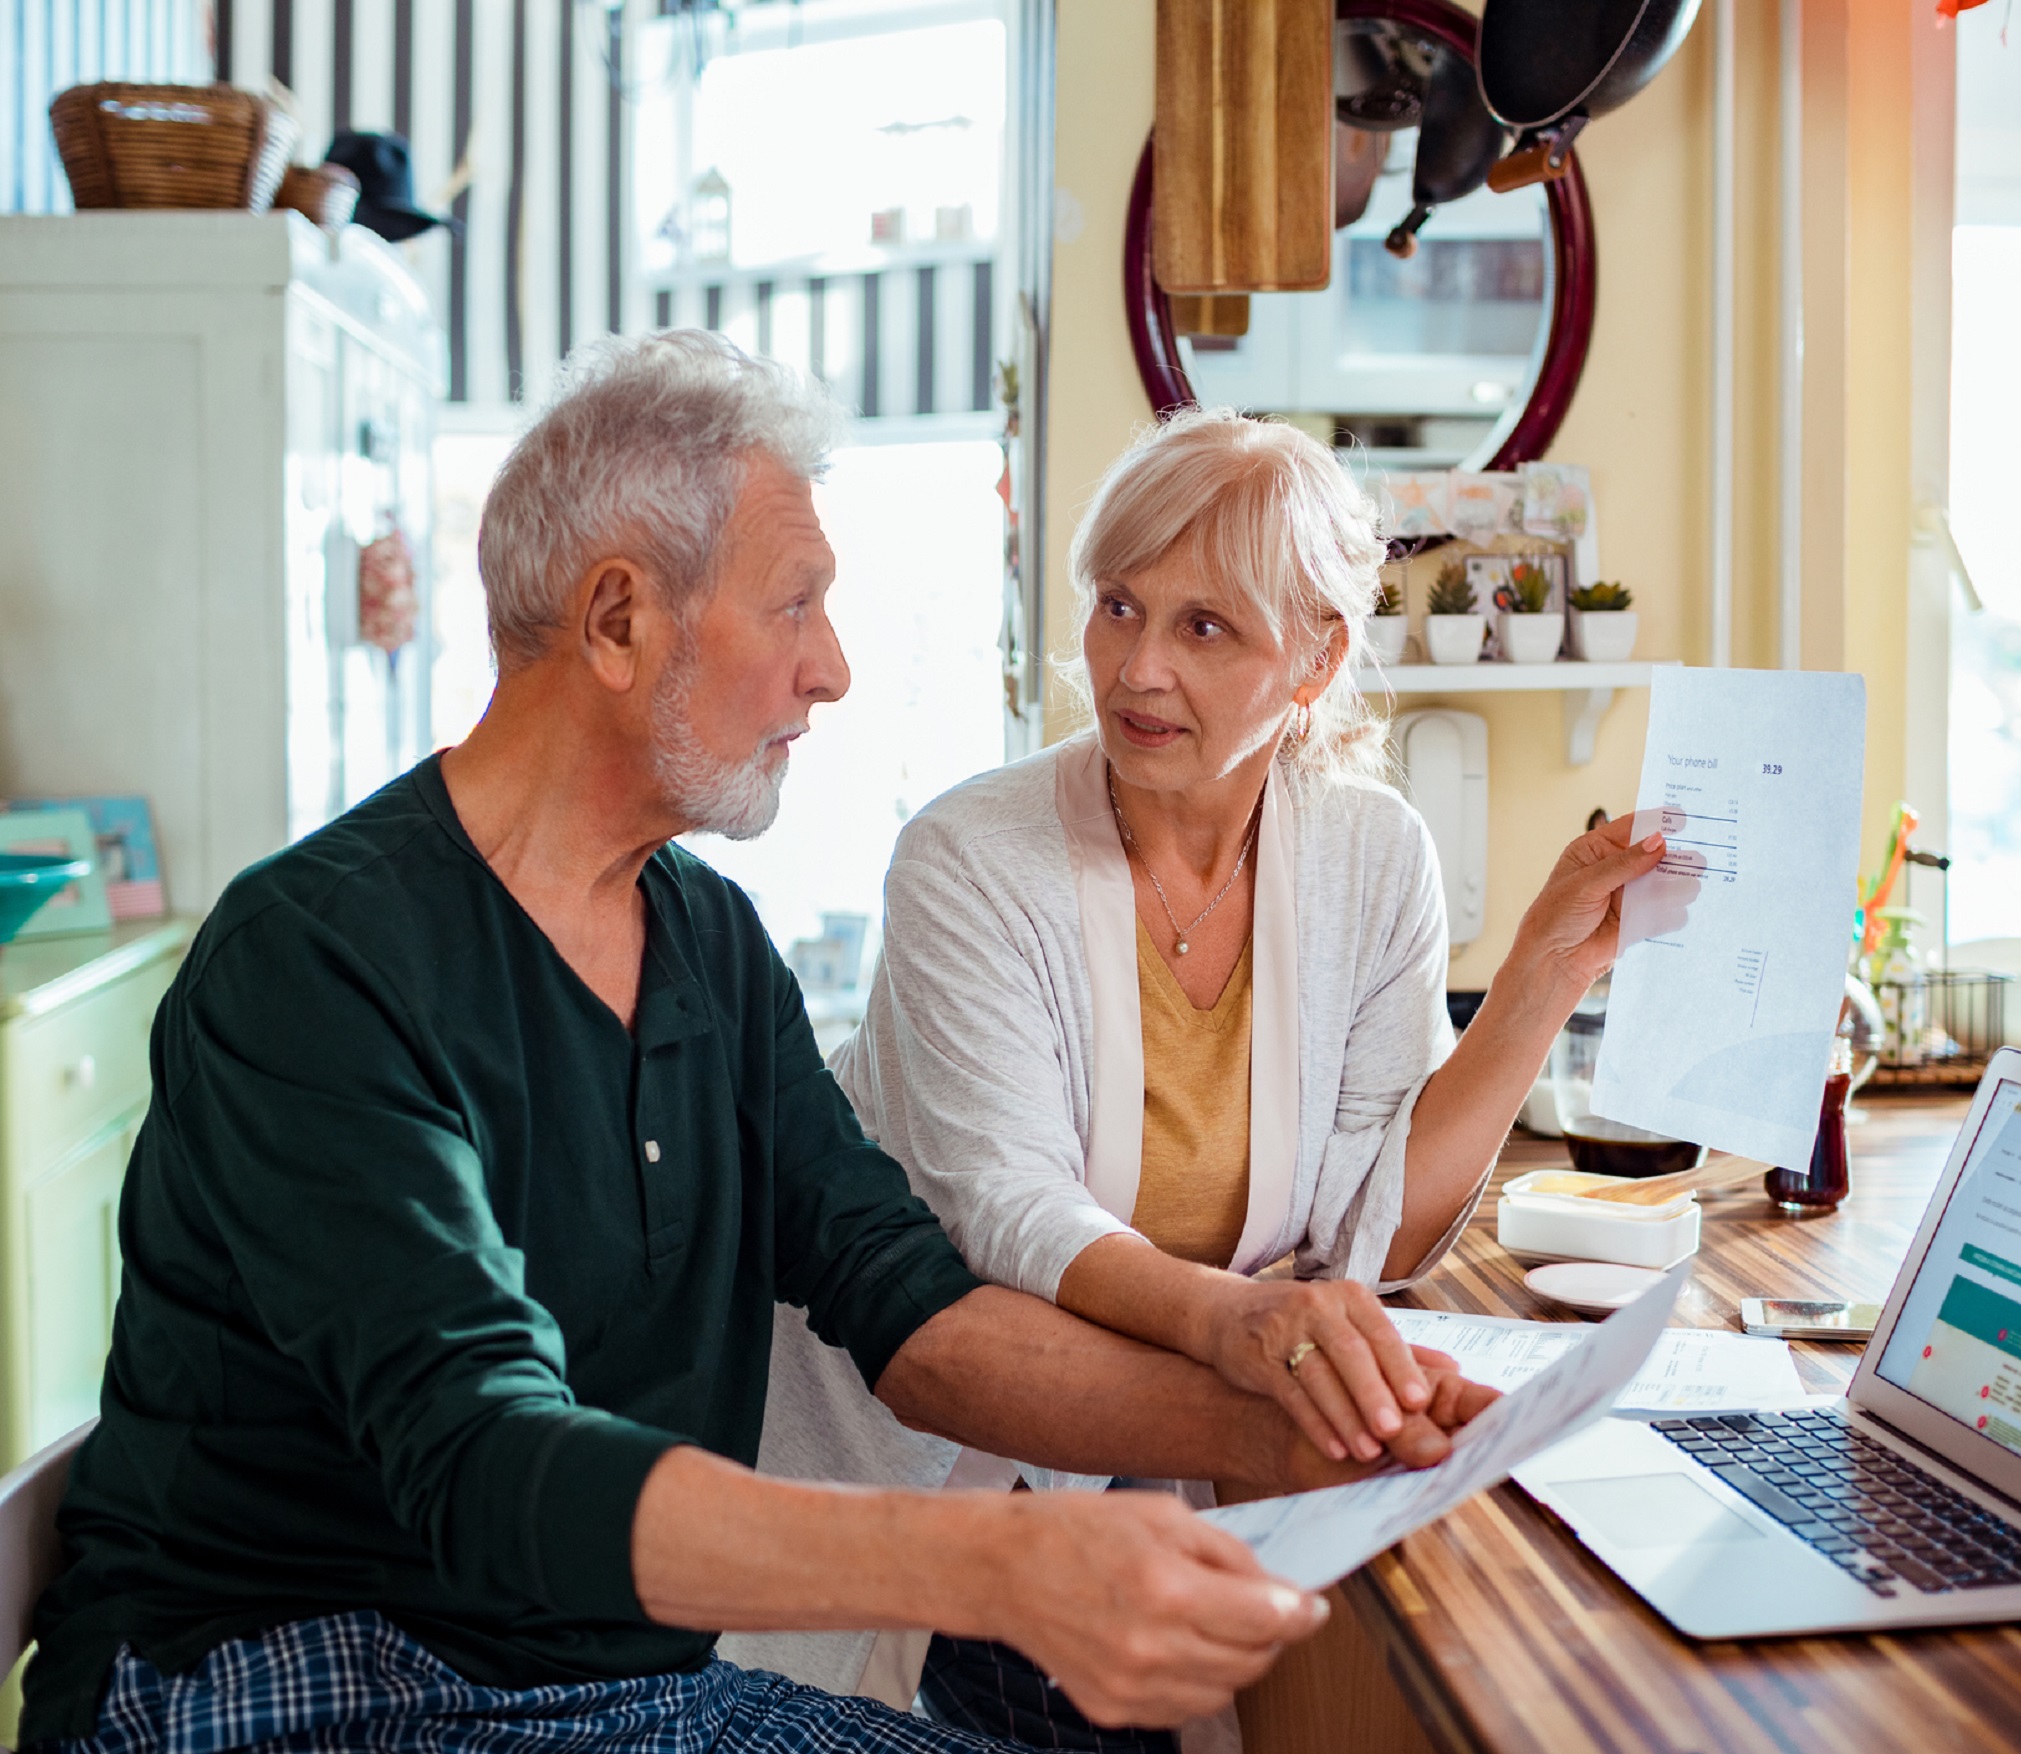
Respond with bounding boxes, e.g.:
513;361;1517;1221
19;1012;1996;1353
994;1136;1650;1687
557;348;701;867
22;756;984;1743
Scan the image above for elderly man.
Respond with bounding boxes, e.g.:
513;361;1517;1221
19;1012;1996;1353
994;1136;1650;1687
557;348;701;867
25;333;1489;1754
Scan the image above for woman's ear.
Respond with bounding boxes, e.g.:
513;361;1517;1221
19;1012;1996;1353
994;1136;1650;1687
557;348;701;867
1292;622;1352;709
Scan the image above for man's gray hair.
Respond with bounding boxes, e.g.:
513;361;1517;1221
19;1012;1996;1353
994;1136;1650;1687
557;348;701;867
478;330;840;671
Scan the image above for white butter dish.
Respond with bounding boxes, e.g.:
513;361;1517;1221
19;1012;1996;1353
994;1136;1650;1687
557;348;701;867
1496;1169;1701;1270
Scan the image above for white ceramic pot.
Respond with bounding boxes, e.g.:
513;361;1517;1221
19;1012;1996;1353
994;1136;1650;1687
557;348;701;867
1424;613;1486;665
1365;615;1409;664
1570;607;1639;662
1499;611;1565;665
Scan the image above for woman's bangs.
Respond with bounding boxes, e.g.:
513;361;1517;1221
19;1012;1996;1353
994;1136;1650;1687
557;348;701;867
1184;466;1302;642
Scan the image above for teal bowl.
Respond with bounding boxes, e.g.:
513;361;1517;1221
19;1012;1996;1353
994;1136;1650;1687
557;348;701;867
0;852;92;944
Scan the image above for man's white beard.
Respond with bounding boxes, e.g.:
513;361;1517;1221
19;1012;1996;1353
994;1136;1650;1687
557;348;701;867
651;662;795;841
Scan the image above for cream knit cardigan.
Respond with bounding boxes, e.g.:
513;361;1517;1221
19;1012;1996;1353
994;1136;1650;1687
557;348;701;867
720;734;1473;1709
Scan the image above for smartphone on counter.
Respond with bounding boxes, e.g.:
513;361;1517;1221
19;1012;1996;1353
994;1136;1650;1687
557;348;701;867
1739;1298;1881;1341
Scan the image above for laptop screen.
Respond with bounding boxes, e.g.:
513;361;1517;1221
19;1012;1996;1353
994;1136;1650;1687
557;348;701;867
1874;1077;2021;1459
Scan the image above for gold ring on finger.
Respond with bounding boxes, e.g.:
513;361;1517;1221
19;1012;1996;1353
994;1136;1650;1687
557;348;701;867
1285;1341;1319;1375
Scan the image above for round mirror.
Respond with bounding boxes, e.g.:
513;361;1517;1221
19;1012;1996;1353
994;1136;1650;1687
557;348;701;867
1125;0;1594;474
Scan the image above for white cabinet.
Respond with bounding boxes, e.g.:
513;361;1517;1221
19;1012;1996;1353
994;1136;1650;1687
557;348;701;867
0;920;192;1466
0;212;444;913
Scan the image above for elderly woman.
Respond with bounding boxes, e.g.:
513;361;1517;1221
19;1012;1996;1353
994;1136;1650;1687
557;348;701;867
723;409;1662;1746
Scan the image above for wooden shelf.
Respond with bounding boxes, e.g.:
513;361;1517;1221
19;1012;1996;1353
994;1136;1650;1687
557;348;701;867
1353;661;1674;765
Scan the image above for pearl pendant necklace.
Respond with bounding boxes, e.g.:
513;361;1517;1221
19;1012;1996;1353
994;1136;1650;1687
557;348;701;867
1107;771;1262;956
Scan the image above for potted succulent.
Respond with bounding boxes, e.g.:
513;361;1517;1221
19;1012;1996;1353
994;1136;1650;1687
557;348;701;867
1423;561;1485;666
1495;556;1564;665
1365;575;1408;664
1567;580;1638;661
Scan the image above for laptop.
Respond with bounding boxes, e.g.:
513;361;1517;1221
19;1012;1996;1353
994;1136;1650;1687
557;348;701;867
1511;1045;2021;1638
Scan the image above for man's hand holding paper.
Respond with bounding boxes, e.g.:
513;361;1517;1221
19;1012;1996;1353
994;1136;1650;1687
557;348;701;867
1204;1270;1686;1590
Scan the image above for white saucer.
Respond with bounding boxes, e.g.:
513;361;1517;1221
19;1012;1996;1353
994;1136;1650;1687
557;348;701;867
1524;1260;1668;1316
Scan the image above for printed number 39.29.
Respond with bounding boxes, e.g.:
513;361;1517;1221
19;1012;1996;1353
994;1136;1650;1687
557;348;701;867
1761;763;1783;775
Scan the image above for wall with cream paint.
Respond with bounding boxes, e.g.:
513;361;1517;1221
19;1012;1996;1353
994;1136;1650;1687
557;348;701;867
1041;0;1934;987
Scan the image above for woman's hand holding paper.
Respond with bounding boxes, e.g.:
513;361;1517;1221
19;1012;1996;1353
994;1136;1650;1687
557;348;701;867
1506;813;1670;1002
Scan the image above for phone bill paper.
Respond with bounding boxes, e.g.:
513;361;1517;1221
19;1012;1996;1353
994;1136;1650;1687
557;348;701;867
1202;1271;1685;1590
1590;668;1867;1169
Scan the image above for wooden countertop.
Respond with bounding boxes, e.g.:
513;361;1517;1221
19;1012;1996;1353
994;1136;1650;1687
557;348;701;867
1242;1092;2021;1754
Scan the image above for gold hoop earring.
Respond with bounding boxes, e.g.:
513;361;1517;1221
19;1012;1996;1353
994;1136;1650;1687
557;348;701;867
1287;702;1313;748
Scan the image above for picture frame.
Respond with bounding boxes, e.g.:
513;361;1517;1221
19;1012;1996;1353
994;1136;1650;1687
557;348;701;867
1467;550;1567;614
5;794;164;919
1464;554;1513;606
0;806;114;938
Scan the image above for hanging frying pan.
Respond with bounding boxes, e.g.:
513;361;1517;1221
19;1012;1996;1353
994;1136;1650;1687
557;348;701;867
1384;45;1512;258
1477;0;1704;192
1335;20;1435;131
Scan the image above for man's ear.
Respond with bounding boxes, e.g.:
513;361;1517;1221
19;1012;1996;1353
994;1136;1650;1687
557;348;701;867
1293;622;1351;709
578;559;650;693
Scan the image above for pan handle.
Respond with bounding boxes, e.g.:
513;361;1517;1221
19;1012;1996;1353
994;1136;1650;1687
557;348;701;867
1384;205;1432;260
1486;115;1589;194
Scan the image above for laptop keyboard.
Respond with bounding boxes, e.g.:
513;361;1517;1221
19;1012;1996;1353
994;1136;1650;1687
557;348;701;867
1651;1405;2021;1598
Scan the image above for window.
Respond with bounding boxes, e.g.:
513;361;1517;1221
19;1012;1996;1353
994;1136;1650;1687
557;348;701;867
635;1;1022;1025
430;0;1033;1042
694;432;1008;1042
1948;11;2021;946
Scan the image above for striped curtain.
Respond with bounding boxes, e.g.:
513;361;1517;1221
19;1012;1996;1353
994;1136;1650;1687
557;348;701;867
212;0;643;410
1;0;210;213
650;260;998;427
4;0;1005;415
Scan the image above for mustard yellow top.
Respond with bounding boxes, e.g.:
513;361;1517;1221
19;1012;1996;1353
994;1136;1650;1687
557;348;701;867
1130;919;1254;1268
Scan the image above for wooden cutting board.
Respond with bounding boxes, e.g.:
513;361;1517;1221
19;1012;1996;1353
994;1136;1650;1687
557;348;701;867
1167;292;1252;335
1153;0;1334;294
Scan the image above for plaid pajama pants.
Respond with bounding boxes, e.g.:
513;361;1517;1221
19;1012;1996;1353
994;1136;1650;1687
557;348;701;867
38;1612;1022;1754
918;1637;1177;1754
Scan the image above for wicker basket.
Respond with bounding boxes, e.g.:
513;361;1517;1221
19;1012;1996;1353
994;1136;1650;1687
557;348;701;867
50;82;299;212
275;162;361;229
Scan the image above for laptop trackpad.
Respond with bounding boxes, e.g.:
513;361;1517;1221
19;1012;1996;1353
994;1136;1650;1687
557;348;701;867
1556;1473;1769;1548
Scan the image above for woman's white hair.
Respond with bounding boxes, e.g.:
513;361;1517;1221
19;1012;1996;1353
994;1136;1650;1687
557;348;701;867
1061;405;1390;783
479;329;840;671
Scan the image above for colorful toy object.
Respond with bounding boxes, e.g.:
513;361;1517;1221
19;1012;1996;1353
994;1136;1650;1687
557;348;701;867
1859;802;1920;962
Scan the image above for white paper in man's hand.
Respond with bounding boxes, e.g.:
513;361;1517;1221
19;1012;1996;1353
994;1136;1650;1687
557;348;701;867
1200;1270;1684;1590
1590;668;1865;1168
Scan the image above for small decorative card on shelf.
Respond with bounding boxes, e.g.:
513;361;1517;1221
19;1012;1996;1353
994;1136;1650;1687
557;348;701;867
1447;471;1524;541
5;794;164;919
1382;471;1452;539
1368;465;1599;592
1520;461;1599;587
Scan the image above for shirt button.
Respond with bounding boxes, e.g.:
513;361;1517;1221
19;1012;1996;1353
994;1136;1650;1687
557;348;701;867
643;1140;662;1163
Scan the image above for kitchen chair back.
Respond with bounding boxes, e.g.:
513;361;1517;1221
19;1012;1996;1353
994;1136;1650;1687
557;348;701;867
0;1421;93;1684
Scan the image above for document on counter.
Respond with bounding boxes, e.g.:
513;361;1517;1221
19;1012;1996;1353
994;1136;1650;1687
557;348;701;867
1386;1307;1806;1412
1590;667;1866;1168
1201;1270;1684;1590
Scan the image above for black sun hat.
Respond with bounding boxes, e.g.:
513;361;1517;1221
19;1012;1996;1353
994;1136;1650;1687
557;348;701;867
322;130;462;242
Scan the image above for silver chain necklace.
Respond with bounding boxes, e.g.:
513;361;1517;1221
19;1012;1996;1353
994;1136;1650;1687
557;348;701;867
1107;771;1261;957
